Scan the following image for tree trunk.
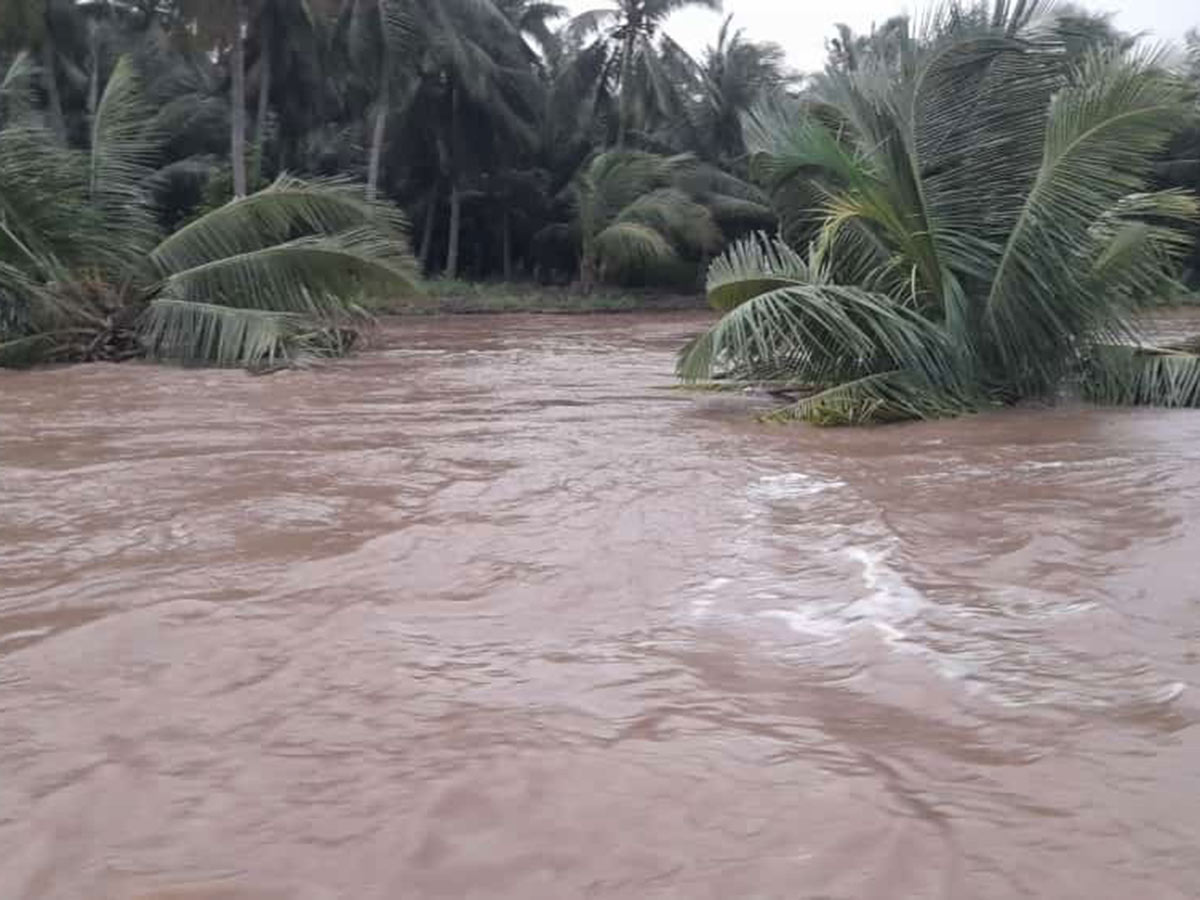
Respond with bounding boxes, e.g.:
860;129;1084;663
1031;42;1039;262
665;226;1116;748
502;210;513;281
419;184;437;273
445;186;462;279
615;28;636;148
579;247;597;292
87;24;100;119
443;86;462;278
252;20;272;184
230;0;248;198
366;76;389;202
41;37;65;142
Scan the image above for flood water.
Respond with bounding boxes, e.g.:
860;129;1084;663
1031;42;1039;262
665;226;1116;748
3;312;1200;899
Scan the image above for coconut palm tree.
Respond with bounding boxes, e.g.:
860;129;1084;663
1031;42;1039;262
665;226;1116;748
678;0;1200;424
693;16;789;168
337;0;416;202
386;0;542;277
572;148;772;286
0;0;84;139
0;57;418;369
566;0;722;148
247;0;318;182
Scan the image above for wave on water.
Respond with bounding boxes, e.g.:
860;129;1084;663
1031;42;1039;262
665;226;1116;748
746;472;847;501
758;544;927;642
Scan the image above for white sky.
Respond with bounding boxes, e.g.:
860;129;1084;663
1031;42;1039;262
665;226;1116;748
562;0;1198;71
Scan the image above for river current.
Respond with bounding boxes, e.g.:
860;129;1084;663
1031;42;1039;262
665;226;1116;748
2;313;1199;898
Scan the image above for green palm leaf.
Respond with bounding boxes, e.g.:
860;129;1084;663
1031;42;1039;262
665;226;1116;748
982;49;1194;388
1081;343;1200;407
148;175;410;277
89;55;160;272
157;228;419;314
140;298;309;367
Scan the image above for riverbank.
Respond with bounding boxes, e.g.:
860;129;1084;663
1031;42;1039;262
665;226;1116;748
382;279;709;315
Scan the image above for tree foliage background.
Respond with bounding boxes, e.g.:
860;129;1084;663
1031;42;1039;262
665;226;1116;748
0;0;1194;293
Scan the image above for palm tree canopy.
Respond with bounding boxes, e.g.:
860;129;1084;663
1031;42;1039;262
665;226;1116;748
679;0;1200;424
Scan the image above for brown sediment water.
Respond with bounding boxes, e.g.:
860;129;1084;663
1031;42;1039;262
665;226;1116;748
2;312;1200;899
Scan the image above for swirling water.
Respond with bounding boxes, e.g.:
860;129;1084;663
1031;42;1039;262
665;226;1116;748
2;313;1200;899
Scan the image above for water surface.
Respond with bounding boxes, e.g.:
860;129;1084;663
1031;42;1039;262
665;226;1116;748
2;313;1200;899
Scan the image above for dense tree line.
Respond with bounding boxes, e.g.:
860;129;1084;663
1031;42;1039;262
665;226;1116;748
1;1;1194;288
0;0;1197;375
0;0;797;287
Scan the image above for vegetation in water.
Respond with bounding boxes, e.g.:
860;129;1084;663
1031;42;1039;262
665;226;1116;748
678;1;1200;423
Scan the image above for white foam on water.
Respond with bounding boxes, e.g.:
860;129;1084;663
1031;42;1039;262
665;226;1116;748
1139;680;1186;705
747;472;846;502
756;606;847;640
689;577;731;618
843;545;927;625
751;545;928;643
1018;460;1069;471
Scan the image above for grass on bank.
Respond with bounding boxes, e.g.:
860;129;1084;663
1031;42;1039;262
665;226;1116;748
376;279;709;315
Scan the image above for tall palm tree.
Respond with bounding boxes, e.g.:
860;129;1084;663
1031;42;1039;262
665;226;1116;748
567;0;721;147
388;0;541;277
164;0;252;196
694;16;788;167
247;0;319;182
679;1;1200;423
0;0;82;139
338;0;415;202
0;57;419;369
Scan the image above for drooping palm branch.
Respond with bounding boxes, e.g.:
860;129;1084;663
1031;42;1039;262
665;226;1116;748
0;57;420;369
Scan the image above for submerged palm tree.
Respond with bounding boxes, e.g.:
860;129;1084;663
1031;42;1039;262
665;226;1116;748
678;0;1200;424
0;57;418;369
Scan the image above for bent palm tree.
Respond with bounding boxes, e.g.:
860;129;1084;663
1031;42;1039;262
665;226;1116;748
0;57;418;369
679;1;1200;424
572;148;770;285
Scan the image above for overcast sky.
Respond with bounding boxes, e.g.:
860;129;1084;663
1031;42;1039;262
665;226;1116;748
562;0;1198;71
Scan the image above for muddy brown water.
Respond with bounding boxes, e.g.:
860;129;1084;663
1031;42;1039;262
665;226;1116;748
3;312;1200;899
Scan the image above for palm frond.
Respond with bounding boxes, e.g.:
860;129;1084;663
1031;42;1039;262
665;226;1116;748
577;150;671;235
148;175;410;277
770;369;979;425
677;277;958;391
0;52;37;124
157;228;419;315
89;55;160;270
616;187;721;255
0;124;98;280
705;233;821;312
982;49;1193;389
1086;190;1199;317
1081;343;1200;407
0;332;61;368
140;298;308;367
593;220;677;274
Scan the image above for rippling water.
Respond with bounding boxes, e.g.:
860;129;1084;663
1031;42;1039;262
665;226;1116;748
3;313;1200;899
